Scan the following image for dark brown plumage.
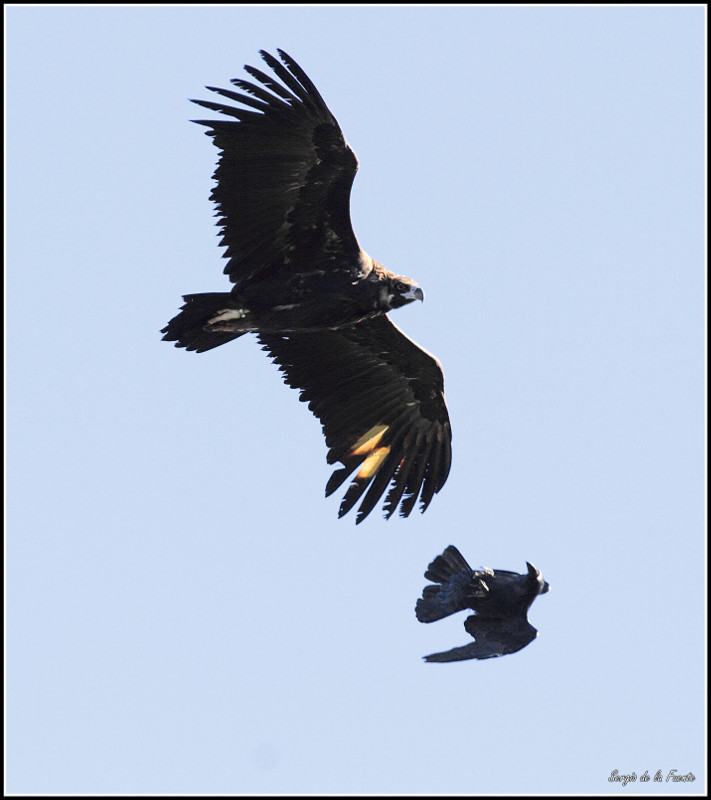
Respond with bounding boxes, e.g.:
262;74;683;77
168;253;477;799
162;49;451;522
416;546;550;660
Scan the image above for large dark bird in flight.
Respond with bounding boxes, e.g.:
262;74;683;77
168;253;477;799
416;545;549;661
162;49;451;523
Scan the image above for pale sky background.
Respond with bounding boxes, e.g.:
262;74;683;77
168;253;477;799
6;5;706;795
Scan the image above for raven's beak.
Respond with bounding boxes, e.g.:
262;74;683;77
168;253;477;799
527;562;550;593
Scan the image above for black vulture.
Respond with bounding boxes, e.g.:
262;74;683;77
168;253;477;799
162;49;451;523
416;545;549;661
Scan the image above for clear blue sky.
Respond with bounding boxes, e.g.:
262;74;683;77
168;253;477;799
6;5;705;794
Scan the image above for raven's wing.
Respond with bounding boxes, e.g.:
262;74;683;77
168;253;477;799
259;314;451;523
416;577;487;623
191;49;361;289
423;615;538;661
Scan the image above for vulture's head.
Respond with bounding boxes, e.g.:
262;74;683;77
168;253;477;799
384;275;424;310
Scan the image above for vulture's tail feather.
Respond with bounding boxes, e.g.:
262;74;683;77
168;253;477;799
161;292;247;353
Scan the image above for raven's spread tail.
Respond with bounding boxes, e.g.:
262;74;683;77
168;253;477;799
415;545;485;623
161;293;247;353
423;545;473;585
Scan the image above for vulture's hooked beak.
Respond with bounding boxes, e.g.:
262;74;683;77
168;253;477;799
403;286;425;303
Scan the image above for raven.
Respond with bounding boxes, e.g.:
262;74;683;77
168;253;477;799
162;49;451;523
416;545;549;661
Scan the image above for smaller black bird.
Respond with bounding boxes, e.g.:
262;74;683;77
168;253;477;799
415;545;549;661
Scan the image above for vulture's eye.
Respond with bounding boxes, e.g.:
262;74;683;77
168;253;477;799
395;281;408;292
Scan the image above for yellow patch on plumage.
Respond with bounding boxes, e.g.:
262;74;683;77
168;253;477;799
350;424;389;456
356;446;391;480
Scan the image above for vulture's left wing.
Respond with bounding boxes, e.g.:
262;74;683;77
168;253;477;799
259;314;451;523
190;49;361;289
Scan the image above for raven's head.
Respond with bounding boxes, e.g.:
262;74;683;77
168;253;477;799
383;275;424;310
526;562;550;596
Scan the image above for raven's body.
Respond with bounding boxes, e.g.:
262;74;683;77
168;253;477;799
416;546;549;661
162;49;451;523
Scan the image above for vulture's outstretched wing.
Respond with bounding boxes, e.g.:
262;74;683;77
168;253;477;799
259;315;451;523
424;616;538;662
191;48;361;288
